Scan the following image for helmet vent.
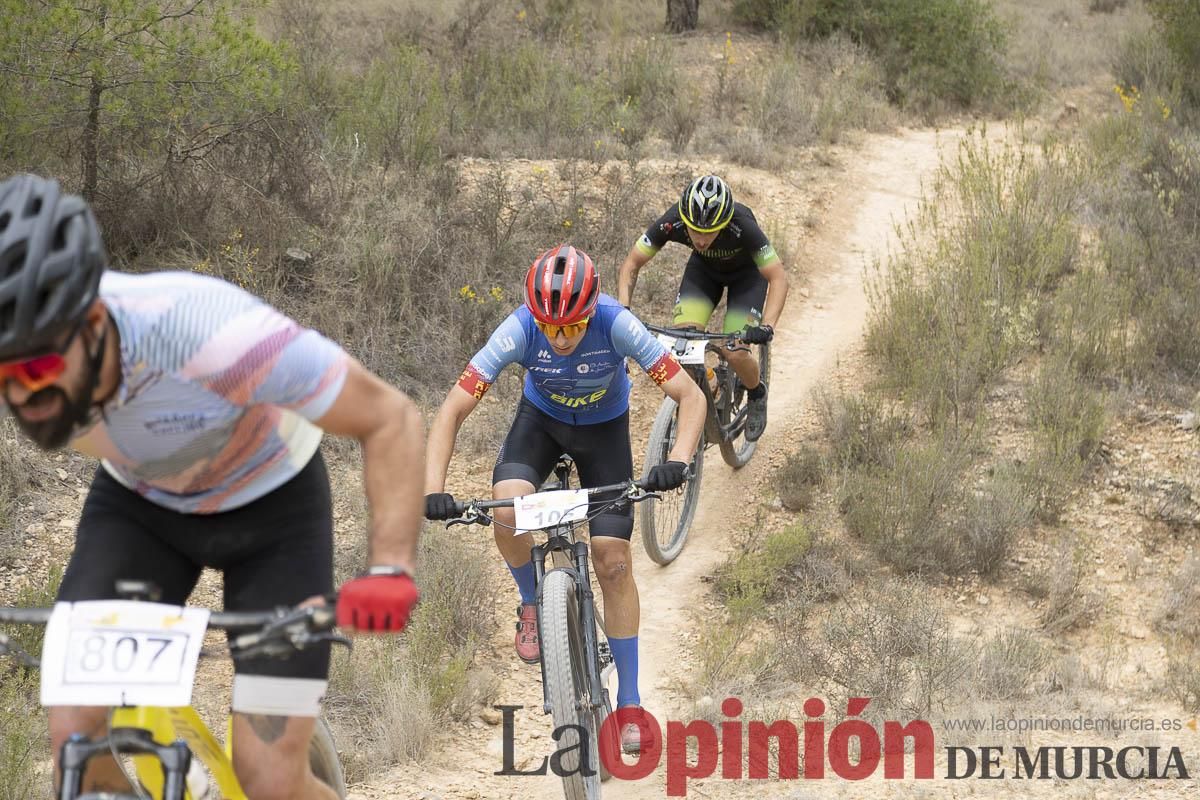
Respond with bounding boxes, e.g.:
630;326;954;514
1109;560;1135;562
52;217;70;252
0;242;26;281
23;195;42;218
0;211;10;234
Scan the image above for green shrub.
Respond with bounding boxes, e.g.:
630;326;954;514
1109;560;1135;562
977;628;1049;700
715;523;812;618
738;0;1010;111
819;391;912;472
961;469;1032;577
775;445;824;512
0;667;41;800
799;577;977;719
839;436;972;575
1145;0;1200;105
867;134;1082;429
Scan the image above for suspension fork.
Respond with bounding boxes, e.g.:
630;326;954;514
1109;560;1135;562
59;728;191;800
573;538;606;717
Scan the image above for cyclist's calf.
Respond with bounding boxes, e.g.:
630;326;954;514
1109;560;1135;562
232;713;337;800
590;538;639;638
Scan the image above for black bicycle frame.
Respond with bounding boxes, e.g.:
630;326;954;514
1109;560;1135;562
530;459;609;721
646;323;750;445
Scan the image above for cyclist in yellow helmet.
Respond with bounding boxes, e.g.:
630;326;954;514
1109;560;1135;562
618;174;789;441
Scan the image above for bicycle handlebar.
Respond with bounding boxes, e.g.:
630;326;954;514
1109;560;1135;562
0;602;344;666
445;480;658;528
643;322;747;342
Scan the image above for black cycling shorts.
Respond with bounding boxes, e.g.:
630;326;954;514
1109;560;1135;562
672;254;767;334
493;397;635;540
57;452;333;682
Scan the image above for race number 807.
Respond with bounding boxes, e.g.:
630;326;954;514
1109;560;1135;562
63;629;188;685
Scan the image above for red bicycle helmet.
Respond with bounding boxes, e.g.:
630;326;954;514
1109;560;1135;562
523;244;599;325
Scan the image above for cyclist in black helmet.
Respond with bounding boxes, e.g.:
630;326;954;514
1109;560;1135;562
0;173;424;799
617;174;789;442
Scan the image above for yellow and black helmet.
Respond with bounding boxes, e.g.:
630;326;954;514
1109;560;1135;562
678;175;734;233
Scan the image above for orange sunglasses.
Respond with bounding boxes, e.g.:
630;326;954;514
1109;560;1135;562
536;317;590;339
0;327;80;393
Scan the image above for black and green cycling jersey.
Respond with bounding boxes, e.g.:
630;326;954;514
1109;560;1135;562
636;202;780;274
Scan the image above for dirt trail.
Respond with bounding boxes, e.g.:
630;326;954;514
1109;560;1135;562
352;126;963;800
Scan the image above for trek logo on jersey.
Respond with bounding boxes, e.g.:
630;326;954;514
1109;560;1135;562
529;365;565;374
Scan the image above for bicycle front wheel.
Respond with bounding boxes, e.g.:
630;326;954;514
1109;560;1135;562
718;341;771;468
309;717;347;798
540;569;601;800
640;396;704;565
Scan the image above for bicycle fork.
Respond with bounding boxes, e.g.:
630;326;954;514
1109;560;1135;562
532;536;607;720
59;728;191;800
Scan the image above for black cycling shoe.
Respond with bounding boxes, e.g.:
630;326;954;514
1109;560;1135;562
744;383;768;442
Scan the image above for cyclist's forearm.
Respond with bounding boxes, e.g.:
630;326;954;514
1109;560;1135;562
663;376;705;461
424;388;475;493
617;246;651;307
362;393;425;569
761;263;789;329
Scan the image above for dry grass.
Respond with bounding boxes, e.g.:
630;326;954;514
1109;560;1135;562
774;445;824;512
325;519;498;776
994;0;1152;97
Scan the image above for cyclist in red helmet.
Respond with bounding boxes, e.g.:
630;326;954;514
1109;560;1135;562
424;244;705;753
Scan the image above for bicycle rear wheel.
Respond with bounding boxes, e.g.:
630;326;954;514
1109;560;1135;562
540;569;601;800
309;717;347;798
718;341;771;468
639;396;704;565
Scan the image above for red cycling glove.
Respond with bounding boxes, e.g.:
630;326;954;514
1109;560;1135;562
336;572;420;632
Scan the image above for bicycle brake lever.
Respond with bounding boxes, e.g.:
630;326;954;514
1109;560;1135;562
446;513;490;527
0;633;39;668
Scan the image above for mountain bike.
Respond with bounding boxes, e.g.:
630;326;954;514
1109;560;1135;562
0;581;349;800
443;456;656;800
638;323;771;565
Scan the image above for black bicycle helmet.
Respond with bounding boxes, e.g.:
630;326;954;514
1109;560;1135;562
0;174;105;362
678;175;734;233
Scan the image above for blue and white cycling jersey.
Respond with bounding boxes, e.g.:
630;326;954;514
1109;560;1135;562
458;295;680;425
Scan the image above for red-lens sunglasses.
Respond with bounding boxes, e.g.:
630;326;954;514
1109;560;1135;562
0;326;81;393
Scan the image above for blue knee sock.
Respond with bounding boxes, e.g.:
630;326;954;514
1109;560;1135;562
608;635;641;708
507;560;537;605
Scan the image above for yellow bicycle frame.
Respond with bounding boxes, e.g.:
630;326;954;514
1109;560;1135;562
112;706;246;799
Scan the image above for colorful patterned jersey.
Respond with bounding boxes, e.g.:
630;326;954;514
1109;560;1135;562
71;271;350;513
458;295;680;425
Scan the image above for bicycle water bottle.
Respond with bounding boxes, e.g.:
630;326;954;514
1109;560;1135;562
706;366;718;393
186;759;211;799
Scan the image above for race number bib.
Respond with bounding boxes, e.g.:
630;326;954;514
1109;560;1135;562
655;333;706;365
513;489;589;533
40;601;210;707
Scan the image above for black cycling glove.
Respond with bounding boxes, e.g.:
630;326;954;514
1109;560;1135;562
645;460;690;491
424;492;458;521
741;324;774;345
